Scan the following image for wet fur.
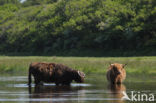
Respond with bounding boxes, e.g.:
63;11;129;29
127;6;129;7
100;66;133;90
28;62;85;86
106;63;126;84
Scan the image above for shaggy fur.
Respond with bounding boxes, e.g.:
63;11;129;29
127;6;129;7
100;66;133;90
28;62;85;86
106;63;126;84
108;84;126;93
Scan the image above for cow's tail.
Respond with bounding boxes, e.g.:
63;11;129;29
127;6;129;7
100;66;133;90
28;66;32;85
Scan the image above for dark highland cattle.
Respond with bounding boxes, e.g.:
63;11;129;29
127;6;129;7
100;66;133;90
106;63;126;84
28;62;85;86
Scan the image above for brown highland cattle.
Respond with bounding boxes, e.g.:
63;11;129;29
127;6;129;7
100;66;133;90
28;62;85;86
106;63;126;84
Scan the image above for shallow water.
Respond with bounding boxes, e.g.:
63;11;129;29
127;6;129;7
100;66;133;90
0;75;156;103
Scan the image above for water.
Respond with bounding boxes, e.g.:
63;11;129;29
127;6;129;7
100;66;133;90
0;75;156;103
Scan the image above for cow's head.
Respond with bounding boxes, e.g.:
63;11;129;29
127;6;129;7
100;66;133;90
109;63;126;76
74;70;85;83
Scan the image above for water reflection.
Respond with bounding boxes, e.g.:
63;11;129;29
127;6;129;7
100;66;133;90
0;75;156;103
108;84;126;103
29;85;84;103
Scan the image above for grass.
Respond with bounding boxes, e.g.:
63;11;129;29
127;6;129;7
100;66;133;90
0;56;156;76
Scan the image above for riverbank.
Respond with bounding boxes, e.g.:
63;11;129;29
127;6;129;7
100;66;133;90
0;56;156;75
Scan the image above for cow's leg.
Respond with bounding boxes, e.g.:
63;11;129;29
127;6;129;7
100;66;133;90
60;80;71;86
64;82;70;86
55;78;61;86
55;82;60;86
34;77;41;85
39;81;44;85
64;81;71;86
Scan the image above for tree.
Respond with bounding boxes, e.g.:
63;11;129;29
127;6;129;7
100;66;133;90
23;0;57;6
0;0;156;54
0;0;20;5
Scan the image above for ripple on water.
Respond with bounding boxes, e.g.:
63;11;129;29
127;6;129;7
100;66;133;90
7;83;91;88
0;76;27;81
0;97;121;102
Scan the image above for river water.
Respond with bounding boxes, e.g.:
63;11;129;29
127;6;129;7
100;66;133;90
0;74;155;103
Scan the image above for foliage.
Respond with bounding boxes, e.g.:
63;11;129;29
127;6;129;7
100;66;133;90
0;0;156;54
0;0;20;5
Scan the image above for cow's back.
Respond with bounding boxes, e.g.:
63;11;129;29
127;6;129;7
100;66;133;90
29;62;56;81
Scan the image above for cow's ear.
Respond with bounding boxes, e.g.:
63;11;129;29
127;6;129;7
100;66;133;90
109;64;114;70
110;64;114;67
122;64;127;68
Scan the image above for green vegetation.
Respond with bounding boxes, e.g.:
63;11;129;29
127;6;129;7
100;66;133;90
0;0;156;55
0;56;156;75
